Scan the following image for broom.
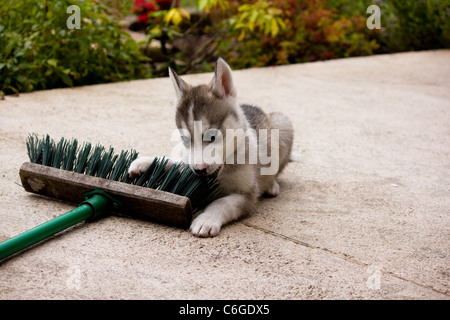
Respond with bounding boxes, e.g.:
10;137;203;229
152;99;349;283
0;134;221;260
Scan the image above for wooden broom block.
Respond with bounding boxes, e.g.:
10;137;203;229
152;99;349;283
19;162;192;228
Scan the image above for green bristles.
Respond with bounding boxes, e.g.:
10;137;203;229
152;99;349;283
74;142;92;173
85;144;104;176
135;157;169;188
26;134;42;163
26;134;221;211
62;139;77;171
110;150;138;182
41;134;53;166
51;137;67;169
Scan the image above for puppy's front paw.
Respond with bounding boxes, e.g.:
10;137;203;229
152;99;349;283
190;212;222;237
128;157;154;178
264;179;280;197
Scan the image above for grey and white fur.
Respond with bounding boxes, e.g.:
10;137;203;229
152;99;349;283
129;58;294;237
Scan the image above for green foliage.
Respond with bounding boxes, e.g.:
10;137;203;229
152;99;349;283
381;0;450;52
145;0;449;73
3;0;448;96
230;1;286;40
146;0;381;72
97;0;136;20
216;0;380;68
0;0;151;97
328;0;450;53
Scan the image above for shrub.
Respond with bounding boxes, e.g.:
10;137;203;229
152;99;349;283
141;0;380;73
380;0;450;52
311;0;450;53
215;0;380;68
0;0;151;97
141;0;450;74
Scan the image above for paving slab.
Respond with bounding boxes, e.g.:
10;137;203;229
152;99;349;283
0;50;449;299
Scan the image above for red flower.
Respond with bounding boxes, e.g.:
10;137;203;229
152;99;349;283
133;1;155;12
133;0;156;24
137;12;149;23
132;0;177;25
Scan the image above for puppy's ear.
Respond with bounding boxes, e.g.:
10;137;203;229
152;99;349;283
211;58;236;99
169;67;189;101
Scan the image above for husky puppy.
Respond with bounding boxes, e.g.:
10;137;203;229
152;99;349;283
129;58;294;237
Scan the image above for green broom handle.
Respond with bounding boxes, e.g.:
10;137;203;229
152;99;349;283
0;190;119;261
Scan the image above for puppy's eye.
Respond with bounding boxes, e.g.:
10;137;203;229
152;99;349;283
204;129;219;142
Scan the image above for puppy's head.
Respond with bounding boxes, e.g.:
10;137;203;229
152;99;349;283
169;58;241;176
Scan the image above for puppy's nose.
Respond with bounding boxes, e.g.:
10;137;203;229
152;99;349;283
194;168;208;176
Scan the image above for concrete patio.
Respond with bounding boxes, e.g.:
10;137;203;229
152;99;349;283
0;50;449;299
